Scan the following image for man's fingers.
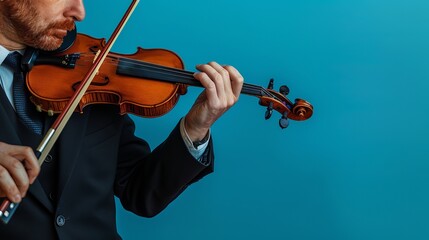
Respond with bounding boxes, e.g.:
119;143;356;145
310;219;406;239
0;163;23;202
195;63;226;103
223;65;244;100
11;146;40;184
0;143;40;202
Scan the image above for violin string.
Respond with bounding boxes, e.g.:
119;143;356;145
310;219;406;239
77;53;280;100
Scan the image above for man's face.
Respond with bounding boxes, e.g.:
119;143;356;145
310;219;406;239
3;0;85;50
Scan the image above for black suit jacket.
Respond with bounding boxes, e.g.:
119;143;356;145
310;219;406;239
0;102;213;239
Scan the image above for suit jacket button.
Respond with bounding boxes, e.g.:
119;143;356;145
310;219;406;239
56;215;66;227
45;154;53;163
49;192;55;201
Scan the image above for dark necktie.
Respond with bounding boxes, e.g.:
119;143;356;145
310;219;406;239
3;52;43;135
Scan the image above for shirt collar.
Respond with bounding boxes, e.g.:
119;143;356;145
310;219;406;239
0;45;25;65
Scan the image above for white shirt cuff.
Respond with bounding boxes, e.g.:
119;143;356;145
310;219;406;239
179;118;210;162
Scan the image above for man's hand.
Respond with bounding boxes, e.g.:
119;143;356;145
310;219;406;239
185;62;244;142
0;142;40;203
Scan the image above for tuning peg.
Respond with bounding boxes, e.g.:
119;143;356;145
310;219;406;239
265;102;273;120
279;85;290;97
279;114;289;129
267;78;274;90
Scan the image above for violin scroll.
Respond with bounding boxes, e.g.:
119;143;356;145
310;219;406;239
257;79;313;129
292;98;313;120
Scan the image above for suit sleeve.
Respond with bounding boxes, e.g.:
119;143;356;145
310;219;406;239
113;115;214;217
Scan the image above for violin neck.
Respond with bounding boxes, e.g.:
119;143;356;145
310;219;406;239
116;58;266;98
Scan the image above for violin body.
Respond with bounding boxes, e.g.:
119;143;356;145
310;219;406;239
27;33;188;117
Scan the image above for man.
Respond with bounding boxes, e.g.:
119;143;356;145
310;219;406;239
0;0;243;239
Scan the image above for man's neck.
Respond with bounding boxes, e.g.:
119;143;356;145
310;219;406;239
0;19;25;51
0;33;25;51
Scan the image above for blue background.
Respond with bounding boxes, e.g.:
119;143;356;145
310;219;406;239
78;1;429;239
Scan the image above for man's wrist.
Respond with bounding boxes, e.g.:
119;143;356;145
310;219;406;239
181;117;210;148
184;115;210;143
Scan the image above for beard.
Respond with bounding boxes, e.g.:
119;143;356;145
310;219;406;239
3;1;75;51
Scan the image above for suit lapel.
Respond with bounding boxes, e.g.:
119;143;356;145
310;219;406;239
0;88;21;145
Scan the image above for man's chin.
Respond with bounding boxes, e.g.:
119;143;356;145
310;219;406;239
31;36;64;51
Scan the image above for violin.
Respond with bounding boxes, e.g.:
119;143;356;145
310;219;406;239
23;29;313;128
0;0;312;224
